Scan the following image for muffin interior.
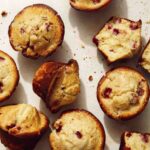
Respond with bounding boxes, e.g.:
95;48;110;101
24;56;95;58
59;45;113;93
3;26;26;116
94;17;141;63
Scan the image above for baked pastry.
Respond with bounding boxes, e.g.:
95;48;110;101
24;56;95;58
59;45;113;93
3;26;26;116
139;39;150;73
70;0;112;11
9;4;64;58
93;17;142;63
33;59;80;113
97;67;149;120
0;104;49;150
120;131;150;150
0;50;19;102
50;109;105;150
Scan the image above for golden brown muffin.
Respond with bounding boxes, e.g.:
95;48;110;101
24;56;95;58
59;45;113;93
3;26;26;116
0;104;49;150
9;4;64;58
0;50;19;102
33;59;80;113
120;131;150;150
50;109;105;150
93;17;142;63
97;67;149;120
70;0;112;11
139;39;150;73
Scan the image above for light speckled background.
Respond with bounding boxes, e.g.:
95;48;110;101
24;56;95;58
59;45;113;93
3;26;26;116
0;0;150;149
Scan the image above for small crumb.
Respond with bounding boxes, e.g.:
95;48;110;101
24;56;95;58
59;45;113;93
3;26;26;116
145;21;150;24
1;11;7;17
81;44;85;48
89;75;93;81
73;53;76;56
94;71;96;74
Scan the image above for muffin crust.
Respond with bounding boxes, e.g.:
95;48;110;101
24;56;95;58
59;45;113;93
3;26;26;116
0;50;19;102
70;0;112;11
97;67;149;120
9;4;64;58
33;59;80;112
50;109;105;150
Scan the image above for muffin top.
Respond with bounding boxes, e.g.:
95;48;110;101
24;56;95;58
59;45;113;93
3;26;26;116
50;109;105;150
70;0;111;11
33;59;80;112
120;131;150;150
0;104;49;137
93;17;142;63
97;67;149;120
0;50;19;102
140;40;150;73
9;4;64;58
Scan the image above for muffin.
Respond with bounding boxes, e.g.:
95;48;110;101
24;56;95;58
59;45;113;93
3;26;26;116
93;17;142;63
0;104;49;150
97;67;149;120
9;4;64;58
70;0;112;11
139;39;150;73
33;59;80;113
120;131;150;150
50;109;105;150
0;50;19;102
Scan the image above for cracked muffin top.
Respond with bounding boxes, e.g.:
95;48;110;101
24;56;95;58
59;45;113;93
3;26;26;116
0;50;19;102
9;4;64;58
49;109;105;150
33;59;80;113
0;104;49;137
70;0;112;11
97;67;149;120
140;40;150;73
93;17;142;63
120;131;150;150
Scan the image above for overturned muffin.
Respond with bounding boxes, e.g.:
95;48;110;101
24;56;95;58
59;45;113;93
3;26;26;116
93;17;142;63
9;4;64;58
97;67;149;120
33;59;80;113
0;104;49;150
120;131;150;150
139;39;150;73
0;50;19;102
70;0;112;11
50;109;105;150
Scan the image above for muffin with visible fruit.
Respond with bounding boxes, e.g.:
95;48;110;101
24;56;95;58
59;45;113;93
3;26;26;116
139;39;150;73
33;59;80;113
50;109;105;150
9;4;64;58
120;131;150;150
70;0;112;11
97;67;149;120
0;50;19;102
93;17;142;63
0;104;49;150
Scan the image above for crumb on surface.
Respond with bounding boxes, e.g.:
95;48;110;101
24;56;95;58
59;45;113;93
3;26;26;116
81;44;85;48
1;11;7;17
89;75;93;81
145;21;150;24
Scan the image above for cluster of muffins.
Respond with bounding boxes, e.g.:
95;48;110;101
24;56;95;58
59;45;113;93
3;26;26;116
0;1;149;150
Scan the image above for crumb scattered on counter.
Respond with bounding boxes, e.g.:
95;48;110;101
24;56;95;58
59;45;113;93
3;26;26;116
73;53;76;56
146;21;150;24
1;11;7;17
89;75;93;81
81;44;85;48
